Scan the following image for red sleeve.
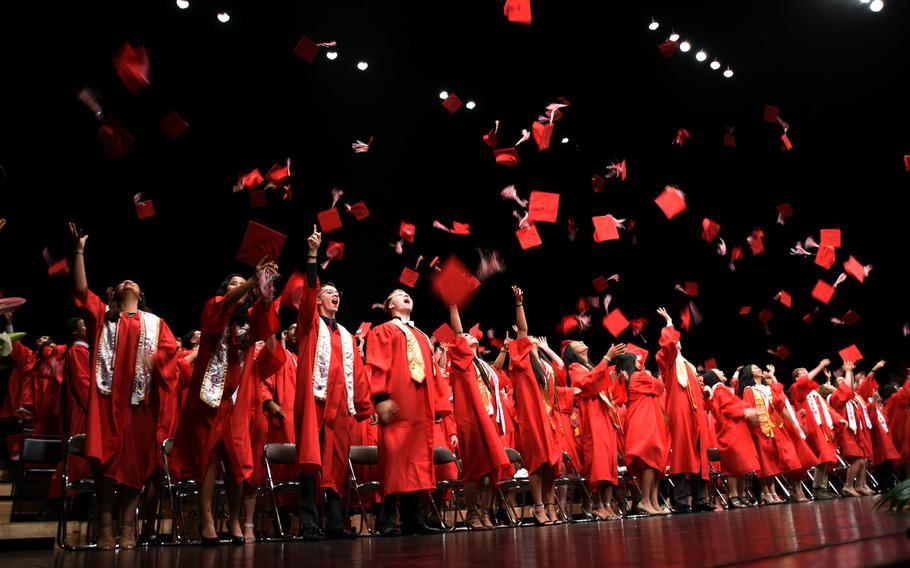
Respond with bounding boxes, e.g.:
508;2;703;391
249;298;280;342
828;383;853;411
352;344;373;420
10;341;34;371
655;326;681;379
448;337;475;373
568;360;611;396
887;381;910;410
366;324;395;398
856;375;879;401
434;367;453;418
154;320;180;394
742;387;757;408
201;296;237;335
73;288;107;329
714;387;746;420
297;276;319;336
555;386;575;411
255;341;287;378
66;347;91;414
552;361;567;386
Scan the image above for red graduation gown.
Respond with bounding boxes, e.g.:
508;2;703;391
448;337;510;484
656;327;709;479
293;278;372;493
828;383;872;459
170;296;275;482
62;342;92;478
569;361;619;486
25;344;67;436
709;386;760;477
885;381;910;466
770;382;818;472
790;378;838;466
507;337;561;476
857;376;900;465
76;289;178;489
623;371;670;479
1;341;35;421
366;319;452;495
742;386;794;477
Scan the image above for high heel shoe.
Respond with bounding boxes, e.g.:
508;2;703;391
532;503;552;526
199;526;220;547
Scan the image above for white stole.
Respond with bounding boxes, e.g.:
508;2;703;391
477;357;507;436
807;391;834;429
312;318;355;415
95;311;161;406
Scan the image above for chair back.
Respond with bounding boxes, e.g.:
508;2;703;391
67;434;87;457
264;443;298;465
21;437;63;464
433;447;457;465
349;445;379;465
504;447;524;466
707;448;721;462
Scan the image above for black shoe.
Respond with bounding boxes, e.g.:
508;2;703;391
400;521;445;536
200;535;220;547
325;528;359;540
377;525;401;537
299;527;325;541
672;503;691;514
691;503;715;513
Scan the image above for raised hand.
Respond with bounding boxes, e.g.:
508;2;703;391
656;307;672;325
308;224;322;255
501;331;512;349
512;285;524;305
843;360;855;371
606;343;627;362
819;358;831;368
68;222;88;251
872;360;886;373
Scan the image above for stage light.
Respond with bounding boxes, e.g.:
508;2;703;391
561;137;569;144
668;32;680;42
176;0;189;9
439;90;449;100
357;61;369;71
710;59;721;70
465;101;476;110
679;41;691;53
648;20;660;31
217;12;230;23
870;0;884;12
695;50;707;62
326;51;338;60
723;68;734;78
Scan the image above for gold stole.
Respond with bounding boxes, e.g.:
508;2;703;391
752;388;775;438
390;319;426;383
473;361;494;415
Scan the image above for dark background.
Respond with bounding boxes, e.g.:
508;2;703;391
2;0;909;382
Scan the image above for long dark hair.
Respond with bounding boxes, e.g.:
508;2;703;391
736;365;758;398
529;353;549;389
217;274;255;329
562;343;593;372
613;353;637;398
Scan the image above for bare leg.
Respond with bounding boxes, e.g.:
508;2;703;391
843;459;862;496
97;477;117;549
200;460;220;539
242;482;258;542
528;470;550;524
542;467;561;523
117;485;141;549
225;471;244;539
638;470;660;514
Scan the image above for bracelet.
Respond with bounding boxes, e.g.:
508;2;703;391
73;251;84;255
516;303;523;307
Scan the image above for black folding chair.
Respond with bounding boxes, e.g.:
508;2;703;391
495;448;531;526
429;447;464;530
56;434;97;550
706;448;730;508
263;443;302;539
554;451;594;522
12;437;63;521
346;445;382;535
158;438;200;544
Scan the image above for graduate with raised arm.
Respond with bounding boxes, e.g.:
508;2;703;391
293;226;373;540
69;223;178;549
447;303;511;530
366;285;452;537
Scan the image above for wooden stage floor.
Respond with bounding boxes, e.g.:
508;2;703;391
4;496;910;567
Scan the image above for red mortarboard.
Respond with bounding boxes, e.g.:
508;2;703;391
681;282;699;297
904;155;910;172
815;245;836;270
429;255;481;309
348;201;370;221
326;241;344;261
732;246;743;262
781;134;793;151
843;309;861;326
777;290;792;308
658;40;678;58
442;94;463;114
843;256;866;283
776;345;791;361
355;322;372;337
113;42;150;95
468;323;482;340
483;128;498;148
777;203;794;219
266;162;291;186
763;105;780;123
592;275;610;293
249;189;267;208
532;121;554;151
399;221;416;244
515;225;542;250
626;343;649;365
592;215;619;243
242;169;264;190
317;208;342;233
758;309;774;324
432;322;457;344
399;267;419;288
451;222;471;236
0;297;26;314
655;186;687;220
237;221;286;266
97;119;134;161
803;310;818;325
704;357;718;371
160;111;189;140
592;175;605;193
556;315;579;335
838;344;863;364
750;234;764;256
294;35;320;63
603;308;629;338
135;199;155;220
48;258;70;278
528;191;560;223
723;129;737;148
739;306;752;316
494;148;519;166
702;218;720;243
820;229;841;249
811;280;836;305
679;307;692;332
279;271;306;310
503;0;532;25
675;128;691;145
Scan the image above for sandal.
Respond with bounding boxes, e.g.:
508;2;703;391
545;503;563;525
119;526;136;550
591;506;610;521
98;524;116;550
465;509;487;531
242;522;257;544
532;503;552;526
480;509;496;530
